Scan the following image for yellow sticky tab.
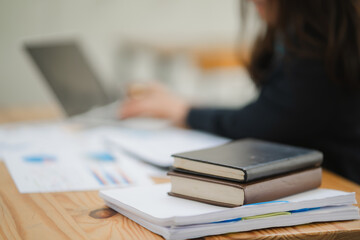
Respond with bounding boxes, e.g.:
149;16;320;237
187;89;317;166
243;212;291;220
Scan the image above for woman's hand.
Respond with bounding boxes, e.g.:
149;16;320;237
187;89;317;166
119;82;190;127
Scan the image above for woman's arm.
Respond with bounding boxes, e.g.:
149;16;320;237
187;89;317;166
187;56;334;142
120;56;334;142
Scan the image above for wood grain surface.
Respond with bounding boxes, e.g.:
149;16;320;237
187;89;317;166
0;105;61;124
0;108;359;240
1;163;359;240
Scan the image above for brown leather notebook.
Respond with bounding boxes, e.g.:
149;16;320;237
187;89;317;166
168;167;322;207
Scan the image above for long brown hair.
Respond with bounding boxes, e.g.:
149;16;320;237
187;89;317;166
243;0;360;88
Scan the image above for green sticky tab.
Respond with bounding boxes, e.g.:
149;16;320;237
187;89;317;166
243;211;291;220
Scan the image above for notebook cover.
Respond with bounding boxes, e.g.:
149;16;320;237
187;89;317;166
168;167;322;207
172;138;323;182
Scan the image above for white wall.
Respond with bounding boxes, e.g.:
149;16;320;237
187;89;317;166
0;0;245;107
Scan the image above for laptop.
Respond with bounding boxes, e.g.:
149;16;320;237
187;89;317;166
24;40;121;120
22;40;230;167
24;39;170;128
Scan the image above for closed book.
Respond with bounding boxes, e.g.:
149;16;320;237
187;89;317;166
168;167;322;207
172;138;323;182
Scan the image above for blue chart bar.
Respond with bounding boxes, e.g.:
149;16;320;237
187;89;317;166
23;155;56;163
117;168;131;185
90;169;106;186
88;152;115;162
104;172;118;185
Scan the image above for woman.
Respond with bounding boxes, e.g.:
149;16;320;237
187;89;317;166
120;0;360;183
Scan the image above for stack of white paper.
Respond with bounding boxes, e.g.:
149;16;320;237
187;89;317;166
1;123;163;193
99;183;360;240
99;126;230;167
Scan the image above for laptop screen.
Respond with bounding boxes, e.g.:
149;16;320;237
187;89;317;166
25;41;110;117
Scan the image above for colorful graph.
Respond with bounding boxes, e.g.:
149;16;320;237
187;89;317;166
89;166;133;187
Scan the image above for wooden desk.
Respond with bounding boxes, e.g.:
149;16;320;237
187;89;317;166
1;163;359;240
0;108;359;239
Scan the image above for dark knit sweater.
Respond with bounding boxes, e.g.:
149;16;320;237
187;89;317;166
186;53;360;183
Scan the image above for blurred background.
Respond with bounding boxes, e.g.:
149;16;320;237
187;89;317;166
0;0;262;119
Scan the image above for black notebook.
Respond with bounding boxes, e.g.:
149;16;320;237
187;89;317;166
171;138;323;182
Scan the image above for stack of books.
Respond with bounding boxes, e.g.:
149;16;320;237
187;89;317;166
99;139;360;239
168;138;323;207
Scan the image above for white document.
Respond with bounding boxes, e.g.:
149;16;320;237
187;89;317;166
0;122;71;160
99;183;358;226
107;201;359;240
99;184;359;240
98;126;230;167
2;124;163;193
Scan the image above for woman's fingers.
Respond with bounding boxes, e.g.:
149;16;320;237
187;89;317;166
119;82;190;126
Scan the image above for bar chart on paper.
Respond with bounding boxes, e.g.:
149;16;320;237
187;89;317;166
4;149;158;193
1;124;161;193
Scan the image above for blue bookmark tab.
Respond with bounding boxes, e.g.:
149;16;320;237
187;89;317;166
290;207;321;213
245;200;289;206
